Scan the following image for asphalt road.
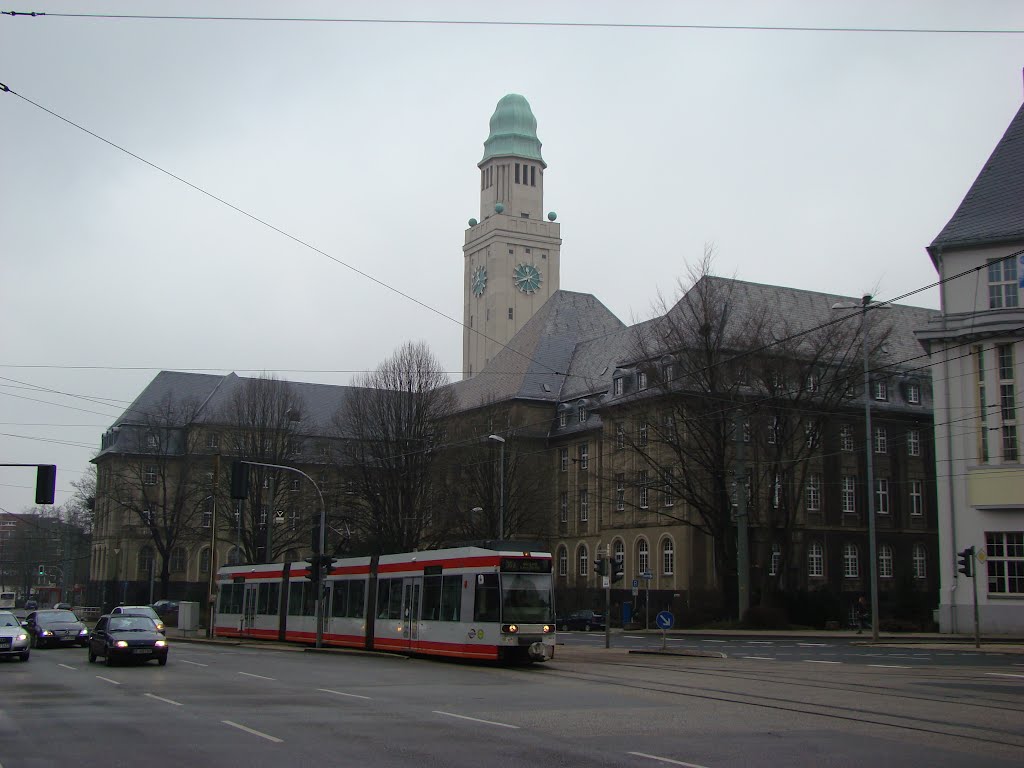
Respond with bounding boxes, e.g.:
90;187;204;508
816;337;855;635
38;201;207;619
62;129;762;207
2;638;1022;768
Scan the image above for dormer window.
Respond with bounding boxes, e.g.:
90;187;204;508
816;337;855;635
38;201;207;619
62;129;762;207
558;411;567;428
906;382;921;404
988;258;1019;309
578;404;588;423
873;381;888;402
613;378;623;396
146;434;158;448
638;372;648;391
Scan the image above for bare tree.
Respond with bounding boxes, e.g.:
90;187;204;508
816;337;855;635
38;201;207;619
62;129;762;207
335;341;454;554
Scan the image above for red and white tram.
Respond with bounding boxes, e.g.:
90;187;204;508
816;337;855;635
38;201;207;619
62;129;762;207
214;545;555;663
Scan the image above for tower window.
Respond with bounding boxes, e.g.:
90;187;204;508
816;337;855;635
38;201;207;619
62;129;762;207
509;248;514;255
525;248;531;254
531;166;536;186
508;308;514;320
515;163;520;184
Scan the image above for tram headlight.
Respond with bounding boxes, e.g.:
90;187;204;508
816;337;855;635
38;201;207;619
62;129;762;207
501;623;519;634
542;625;552;634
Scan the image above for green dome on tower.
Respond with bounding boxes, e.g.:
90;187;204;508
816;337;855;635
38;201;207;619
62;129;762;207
480;94;546;167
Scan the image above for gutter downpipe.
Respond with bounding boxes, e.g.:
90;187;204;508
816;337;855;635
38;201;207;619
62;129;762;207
937;248;960;634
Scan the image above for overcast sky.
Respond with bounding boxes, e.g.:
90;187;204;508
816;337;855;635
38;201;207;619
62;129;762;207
1;0;1022;514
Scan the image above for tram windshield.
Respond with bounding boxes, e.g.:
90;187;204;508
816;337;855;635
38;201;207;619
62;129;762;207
500;573;553;623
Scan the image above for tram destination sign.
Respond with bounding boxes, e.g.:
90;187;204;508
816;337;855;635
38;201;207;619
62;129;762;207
501;557;552;573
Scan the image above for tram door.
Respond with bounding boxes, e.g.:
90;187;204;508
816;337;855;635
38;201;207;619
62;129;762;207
401;577;422;649
240;583;258;636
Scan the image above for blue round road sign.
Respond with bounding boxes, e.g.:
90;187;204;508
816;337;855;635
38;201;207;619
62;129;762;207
656;610;674;630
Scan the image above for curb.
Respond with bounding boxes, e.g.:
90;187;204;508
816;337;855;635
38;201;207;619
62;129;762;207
628;649;727;659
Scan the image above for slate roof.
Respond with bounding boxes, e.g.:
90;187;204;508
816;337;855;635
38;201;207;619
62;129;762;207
929;101;1024;256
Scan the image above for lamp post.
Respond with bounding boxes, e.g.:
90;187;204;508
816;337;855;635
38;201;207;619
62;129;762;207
833;294;886;642
488;434;505;540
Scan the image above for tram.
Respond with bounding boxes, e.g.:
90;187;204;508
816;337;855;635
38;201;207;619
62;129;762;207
214;545;555;663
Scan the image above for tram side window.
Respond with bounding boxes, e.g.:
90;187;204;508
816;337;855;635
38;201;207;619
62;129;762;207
377;578;402;620
349;580;366;619
301;582;316;616
440;575;462;622
288;582;305;616
474;573;500;622
376;579;391;619
421;575;442;621
219;584;243;614
257;583;279;616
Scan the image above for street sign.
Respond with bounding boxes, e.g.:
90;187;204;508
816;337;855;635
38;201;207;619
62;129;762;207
641;572;653;580
631;586;639;596
602;576;610;589
656;610;674;630
632;578;639;588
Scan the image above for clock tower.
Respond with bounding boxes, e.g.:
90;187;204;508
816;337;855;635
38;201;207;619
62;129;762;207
463;94;562;379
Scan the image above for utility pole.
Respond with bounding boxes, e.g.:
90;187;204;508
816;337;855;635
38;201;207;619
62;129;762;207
207;455;219;638
734;412;750;621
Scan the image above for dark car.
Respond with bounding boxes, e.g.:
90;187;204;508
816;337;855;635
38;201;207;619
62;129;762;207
151;600;179;619
556;609;605;632
88;614;168;667
23;609;89;648
111;605;165;634
23;599;38;611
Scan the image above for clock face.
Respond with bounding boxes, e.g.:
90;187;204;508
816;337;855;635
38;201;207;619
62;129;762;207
471;265;487;297
513;263;542;294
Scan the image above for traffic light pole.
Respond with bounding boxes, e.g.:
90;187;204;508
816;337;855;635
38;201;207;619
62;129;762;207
605;550;611;650
971;558;980;649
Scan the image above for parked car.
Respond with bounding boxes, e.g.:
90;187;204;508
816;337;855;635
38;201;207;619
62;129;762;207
0;611;31;661
23;609;89;648
111;605;165;634
151;600;179;618
88;614;168;666
556;609;606;632
52;602;73;611
23;599;38;611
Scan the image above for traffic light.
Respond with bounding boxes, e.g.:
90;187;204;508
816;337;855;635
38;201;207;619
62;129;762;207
957;546;974;578
611;558;625;584
37;564;44;577
230;461;250;500
35;465;56;505
307;554;334;584
594;557;607;577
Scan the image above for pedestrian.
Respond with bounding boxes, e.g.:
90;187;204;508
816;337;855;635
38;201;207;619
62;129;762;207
856;596;869;634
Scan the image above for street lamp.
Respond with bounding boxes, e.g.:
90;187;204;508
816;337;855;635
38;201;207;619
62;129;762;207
833;294;889;642
487;435;505;540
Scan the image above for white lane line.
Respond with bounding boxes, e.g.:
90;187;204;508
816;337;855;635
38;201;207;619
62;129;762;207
745;641;774;645
95;676;120;685
804;660;842;664
869;664;910;669
433;711;519;729
222;720;283;743
628;751;711;767
179;659;208;667
984;672;1024;679
798;643;828;647
238;671;275;680
741;656;774;661
701;639;725;643
625;635;646;639
145;692;183;706
318;688;371;700
57;663;77;671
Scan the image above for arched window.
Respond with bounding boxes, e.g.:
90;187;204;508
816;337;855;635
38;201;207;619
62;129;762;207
912;544;927;579
557;546;568;577
170;546;187;573
662;538;675;576
137;546;154;578
613;539;625;568
878;544;894;578
637;539;649;576
577;544;589;576
808;542;824;577
843;543;859;578
226;546;243;566
199;547;211;574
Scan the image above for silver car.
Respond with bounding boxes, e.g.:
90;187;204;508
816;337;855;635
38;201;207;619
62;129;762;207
0;611;31;661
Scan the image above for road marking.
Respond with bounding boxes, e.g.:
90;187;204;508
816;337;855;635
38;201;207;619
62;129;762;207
145;693;183;706
804;660;841;664
433;711;519;729
984;672;1024;679
222;720;283;743
628;751;711;767
741;656;773;661
180;659;208;667
238;671;275;681
797;643;828;647
57;663;77;671
318;688;371;700
701;640;725;643
96;676;120;685
745;641;774;645
625;635;646;639
868;664;910;669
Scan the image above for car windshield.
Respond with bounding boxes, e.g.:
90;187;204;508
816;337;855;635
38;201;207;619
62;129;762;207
0;613;20;628
110;617;157;632
500;573;553;623
38;611;78;624
120;606;159;620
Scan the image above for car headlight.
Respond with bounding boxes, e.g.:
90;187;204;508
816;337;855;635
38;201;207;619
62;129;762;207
154;640;166;648
41;630;53;636
115;640;128;648
17;634;27;642
155;622;165;631
79;629;89;636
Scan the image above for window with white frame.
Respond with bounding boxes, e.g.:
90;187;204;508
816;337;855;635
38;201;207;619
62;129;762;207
988;257;1019;309
138;546;154;577
637;539;649;576
662;538;674;575
639;422;648;447
663;363;674;383
767;417;778;445
806;474;821;511
808;542;824;577
143;465;158;485
842;475;856;513
638;371;648;391
769;543;781;576
806;373;820;393
616;422;625;449
840;424;854;452
558;547;567;577
874;426;887;454
912;543;927;579
873;380;888;401
559;492;568;523
227;546;242;566
560;447;568;472
558;411;567;428
146;433;159;448
906;382;921;404
985;531;1023;594
910;480;924;516
578;442;589;470
206;432;219;449
879;543;894;578
579;489;589;522
615;473;625;511
199;547;211;574
578;404;587;423
614;539;625;567
875;477;890;514
577;545;588;576
843;543;859;578
613;378;623;396
170;546;187;573
771;474;781;509
141;508;153;525
638;470;649;509
907;428;921;456
662;467;674;507
201;498;213;528
259;505;269;526
998;344;1018;462
805;422;819;449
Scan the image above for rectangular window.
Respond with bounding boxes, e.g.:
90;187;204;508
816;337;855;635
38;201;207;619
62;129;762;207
206;432;219;449
638;371;648;391
907;429;921;456
910;480;924;516
875;477;890;514
578;442;589;470
986;531;1024;594
767;417;777;445
842;475;857;513
663;363;674;383
615;473;625;511
1001;383;1017;421
639;422;648;447
638;470;649;509
579;489;588;522
988;258;1019;309
977;345;990;463
559;492;568;523
840;424;854;452
531;165;536;186
515;162;520;183
874;427;887;454
663;467;674;507
616;423;625;450
1003;425;1019;462
146;434;159;448
999;343;1014;380
143;465;158;485
558;411;567;428
906;383;921;404
560;448;568;472
873;380;888;401
508;307;514;320
578;405;587;423
806;474;820;511
805;422;819;449
613;378;623;396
